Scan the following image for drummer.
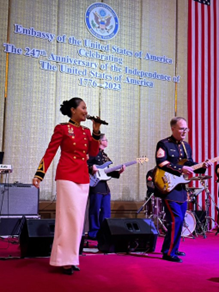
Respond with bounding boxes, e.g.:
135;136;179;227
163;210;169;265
154;117;211;263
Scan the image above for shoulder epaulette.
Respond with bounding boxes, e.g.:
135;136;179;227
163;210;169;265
161;137;170;143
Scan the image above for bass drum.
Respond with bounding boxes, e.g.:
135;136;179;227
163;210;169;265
181;211;196;237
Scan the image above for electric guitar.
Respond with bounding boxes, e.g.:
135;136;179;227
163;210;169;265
89;157;148;187
153;156;219;195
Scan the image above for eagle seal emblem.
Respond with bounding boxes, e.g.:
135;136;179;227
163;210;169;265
85;2;119;40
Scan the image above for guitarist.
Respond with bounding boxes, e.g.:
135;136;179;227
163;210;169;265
87;134;125;240
155;117;211;263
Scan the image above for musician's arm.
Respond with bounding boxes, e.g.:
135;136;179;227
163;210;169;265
155;141;183;176
87;155;96;174
107;170;120;179
183;144;206;174
194;167;206;174
182;163;204;175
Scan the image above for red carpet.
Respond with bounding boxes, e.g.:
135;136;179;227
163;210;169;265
0;233;219;292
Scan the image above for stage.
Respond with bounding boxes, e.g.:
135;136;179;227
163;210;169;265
0;231;218;292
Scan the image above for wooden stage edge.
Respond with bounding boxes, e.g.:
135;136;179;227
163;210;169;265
39;200;147;219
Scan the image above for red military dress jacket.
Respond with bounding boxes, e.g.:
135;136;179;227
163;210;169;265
34;119;100;184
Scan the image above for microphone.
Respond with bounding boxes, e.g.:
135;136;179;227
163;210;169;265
86;115;108;125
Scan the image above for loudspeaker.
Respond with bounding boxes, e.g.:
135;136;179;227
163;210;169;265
97;218;158;253
20;219;55;257
19;219;85;258
0;183;39;215
0;217;24;236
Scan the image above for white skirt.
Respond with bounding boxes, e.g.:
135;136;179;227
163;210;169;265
49;180;89;267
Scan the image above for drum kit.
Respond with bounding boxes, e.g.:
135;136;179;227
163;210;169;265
137;172;219;238
136;193;167;234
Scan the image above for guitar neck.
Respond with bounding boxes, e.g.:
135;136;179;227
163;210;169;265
105;161;137;174
192;156;219;171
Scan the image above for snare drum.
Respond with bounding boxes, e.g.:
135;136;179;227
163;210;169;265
181;210;196;237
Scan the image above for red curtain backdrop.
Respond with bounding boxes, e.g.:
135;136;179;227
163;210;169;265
188;0;219;226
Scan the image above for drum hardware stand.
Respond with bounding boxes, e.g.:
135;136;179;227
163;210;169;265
215;207;219;235
192;209;206;238
136;194;167;235
181;219;196;240
200;178;219;237
149;196;167;235
187;188;207;238
136;193;154;217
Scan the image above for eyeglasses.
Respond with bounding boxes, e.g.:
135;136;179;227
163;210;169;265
178;128;190;132
101;139;108;142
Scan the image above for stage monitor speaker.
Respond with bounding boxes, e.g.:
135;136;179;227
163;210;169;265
0;217;24;236
0;183;39;216
19;219;84;258
97;218;158;253
20;219;55;257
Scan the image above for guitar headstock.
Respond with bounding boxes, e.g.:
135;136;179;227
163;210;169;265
136;156;149;164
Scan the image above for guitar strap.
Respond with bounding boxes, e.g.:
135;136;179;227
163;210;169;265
102;150;111;163
181;141;188;159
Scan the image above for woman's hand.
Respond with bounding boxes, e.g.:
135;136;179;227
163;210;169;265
32;177;41;188
119;165;126;174
92;119;101;133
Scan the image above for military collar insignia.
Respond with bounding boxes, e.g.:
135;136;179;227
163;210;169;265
170;135;181;144
69;119;80;127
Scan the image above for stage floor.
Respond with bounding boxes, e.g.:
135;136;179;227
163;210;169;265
0;231;219;292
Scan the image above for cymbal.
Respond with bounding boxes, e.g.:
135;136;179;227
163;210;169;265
186;187;205;196
187;187;204;191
